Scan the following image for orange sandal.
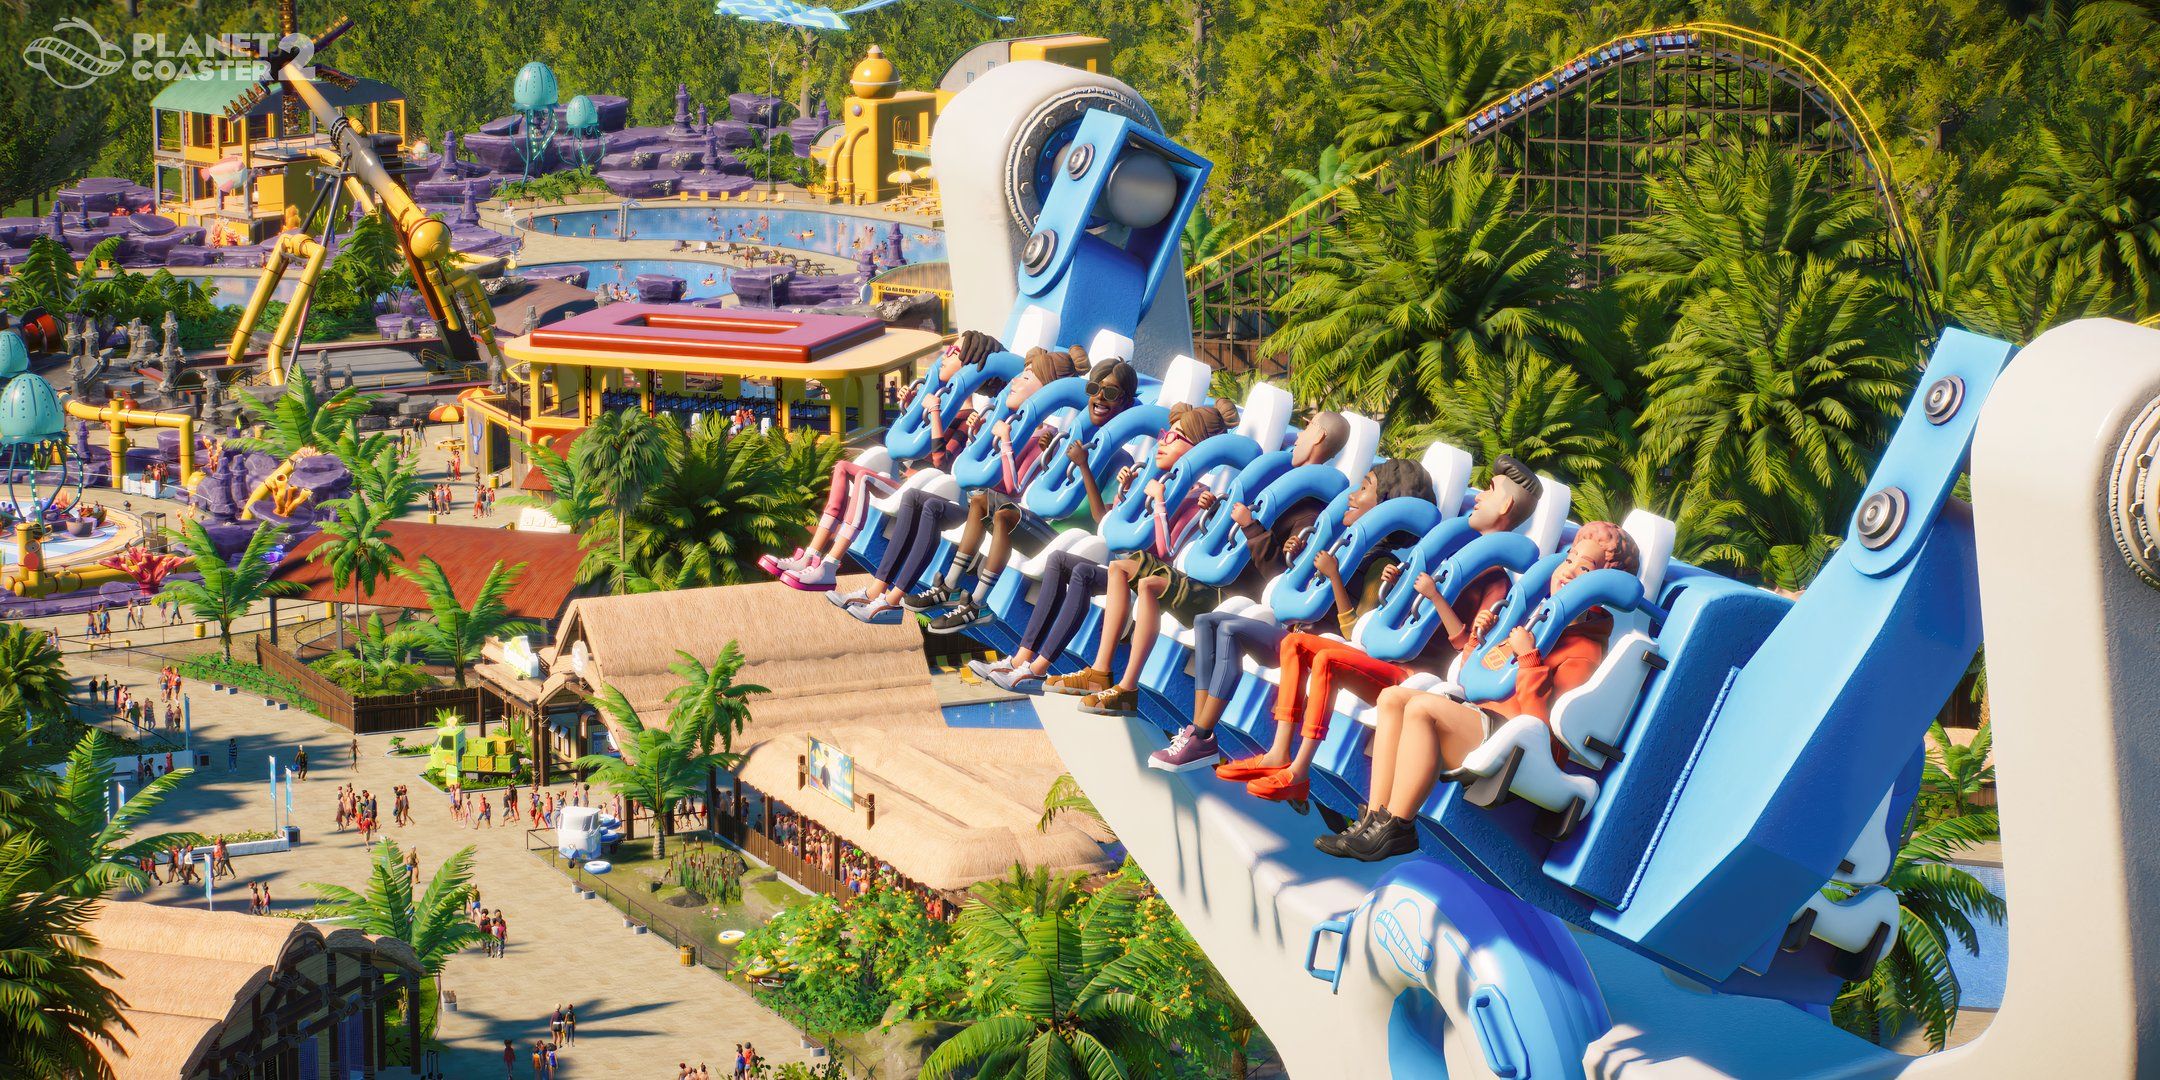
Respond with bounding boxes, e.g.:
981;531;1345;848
1213;755;1282;782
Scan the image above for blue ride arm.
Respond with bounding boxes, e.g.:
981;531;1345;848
884;350;1023;460
951;376;1089;491
1099;433;1263;552
1523;569;1656;651
1024;402;1170;520
1363;527;1539;662
1455;550;1569;702
1172;449;1300;584
1266;496;1446;626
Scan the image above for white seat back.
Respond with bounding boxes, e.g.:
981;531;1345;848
1620;508;1677;598
1420;443;1474;516
1237;381;1293;449
1009;307;1059;352
1088;328;1135;364
1549;630;1657;769
1519;474;1572;555
1155;354;1211;407
1334;413;1381;485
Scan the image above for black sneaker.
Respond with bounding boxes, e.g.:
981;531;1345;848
928;597;991;634
1332;811;1420;862
903;583;957;612
1314;808;1380;857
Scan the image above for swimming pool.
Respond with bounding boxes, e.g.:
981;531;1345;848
531;205;946;264
1947;861;2008;1010
941;699;1042;730
522;259;737;300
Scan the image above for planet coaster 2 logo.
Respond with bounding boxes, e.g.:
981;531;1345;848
23;21;315;90
23;19;126;90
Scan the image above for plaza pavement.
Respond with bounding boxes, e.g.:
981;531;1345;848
80;652;812;1078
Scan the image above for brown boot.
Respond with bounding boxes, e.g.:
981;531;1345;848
1043;667;1111;696
1079;686;1138;716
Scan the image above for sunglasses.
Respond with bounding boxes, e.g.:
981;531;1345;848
1159;428;1192;448
1087;379;1127;402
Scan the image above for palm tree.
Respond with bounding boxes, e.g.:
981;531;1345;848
1833;811;2005;1050
572;407;674;594
1930;214;2121;343
0;834;127;1080
927;876;1176;1079
664;643;766;758
591;421;822;591
0;623;72;725
1923;721;1995;818
1334;10;1530;169
1280;145;1354;212
1603;143;1903;310
1181;207;1234;269
307;840;481;1032
311;616;434;695
157;520;305;661
393;558;541;689
336;422;424;519
1995;99;2160;319
312;493;402;651
1267;153;1586;429
1383;354;1617;487
1635;255;1915;553
226;375;377;460
576;685;729;858
505;437;607;532
1038;774;1110;838
28;730;201;898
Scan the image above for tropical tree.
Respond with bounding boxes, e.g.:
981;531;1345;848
392;558;540;689
1922;720;1995;819
0;623;72;725
1635;255;1916;554
1280;144;1355;211
1993;98;2160;320
1931;213;2121;343
312;493;403;650
307;840;481;1032
926;873;1177;1079
664;642;766;758
158;520;305;660
1833;811;2005;1050
572;407;675;594
1038;774;1110;837
227;374;378;460
1383;354;1617;486
0;834;126;1080
1181;206;1235;270
1333;9;1530;168
591;421;829;591
1267;153;1586;429
505;437;607;532
26;730;201;898
576;685;730;858
310;616;434;695
336;422;424;518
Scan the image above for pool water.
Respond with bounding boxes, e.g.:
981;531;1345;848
942;700;1042;730
1947;861;2008;1010
534;205;946;264
524;259;737;300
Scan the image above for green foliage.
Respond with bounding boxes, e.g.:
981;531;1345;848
392;557;541;689
664;642;768;758
174;655;319;713
308;840;483;975
0;834;124;1080
158;520;305;661
1832;809;2005;1050
575;685;736;859
315;211;413;322
669;843;747;904
735;131;821;186
313;492;404;613
494;166;609;204
574;407;677;594
505;436;608;532
229;377;379;461
1335;7;1531;169
310;616;438;696
0;623;71;724
738;887;964;1034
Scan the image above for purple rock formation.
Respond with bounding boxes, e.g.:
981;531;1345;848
597;171;683;199
729;93;786;127
164;245;217;268
728;266;793;307
677;174;755;197
634;274;685;302
125;214;177;237
519;264;589;288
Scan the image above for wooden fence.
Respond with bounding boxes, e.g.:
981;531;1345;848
254;640;501;734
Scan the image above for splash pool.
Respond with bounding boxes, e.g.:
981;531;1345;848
530;205;946;264
941;699;1042;730
521;259;739;300
1948;861;2008;1010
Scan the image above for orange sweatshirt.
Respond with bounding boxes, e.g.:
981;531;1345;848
1480;611;1612;766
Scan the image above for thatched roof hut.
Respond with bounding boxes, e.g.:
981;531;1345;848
88;902;423;1079
551;579;1115;890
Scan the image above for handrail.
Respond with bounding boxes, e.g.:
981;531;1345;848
1186;22;1935;317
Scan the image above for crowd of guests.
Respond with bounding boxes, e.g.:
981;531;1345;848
758;800;955;922
770;332;1648;864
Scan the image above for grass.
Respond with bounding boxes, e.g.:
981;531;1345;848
177;655;321;713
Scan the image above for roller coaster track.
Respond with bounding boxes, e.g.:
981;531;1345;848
1187;23;1935;367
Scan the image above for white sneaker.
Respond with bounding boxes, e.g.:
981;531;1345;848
790;559;839;592
773;547;812;573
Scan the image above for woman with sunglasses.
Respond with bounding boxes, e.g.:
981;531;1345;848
975;397;1238;692
767;329;1003;590
908;359;1141;632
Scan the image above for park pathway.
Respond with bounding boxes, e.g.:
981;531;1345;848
80;654;811;1079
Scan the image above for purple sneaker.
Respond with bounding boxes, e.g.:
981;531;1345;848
1149;726;1219;773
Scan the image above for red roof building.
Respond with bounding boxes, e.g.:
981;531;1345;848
276;521;591;624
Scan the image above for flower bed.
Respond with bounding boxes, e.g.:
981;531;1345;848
178;655;321;713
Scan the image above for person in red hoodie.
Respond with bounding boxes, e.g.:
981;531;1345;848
1318;520;1641;861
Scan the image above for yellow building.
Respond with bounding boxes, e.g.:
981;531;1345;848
811;34;1112;207
150;67;410;245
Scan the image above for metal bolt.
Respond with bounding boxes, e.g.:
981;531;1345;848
1022;229;1058;275
1856;486;1907;550
1923;375;1964;425
1064;143;1094;178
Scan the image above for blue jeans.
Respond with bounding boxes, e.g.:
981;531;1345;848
1018;550;1110;657
1193;611;1285;700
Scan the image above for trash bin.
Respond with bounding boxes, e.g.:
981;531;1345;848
679;945;696;967
284;825;300;845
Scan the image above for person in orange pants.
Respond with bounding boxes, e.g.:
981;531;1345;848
1243;635;1409;802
